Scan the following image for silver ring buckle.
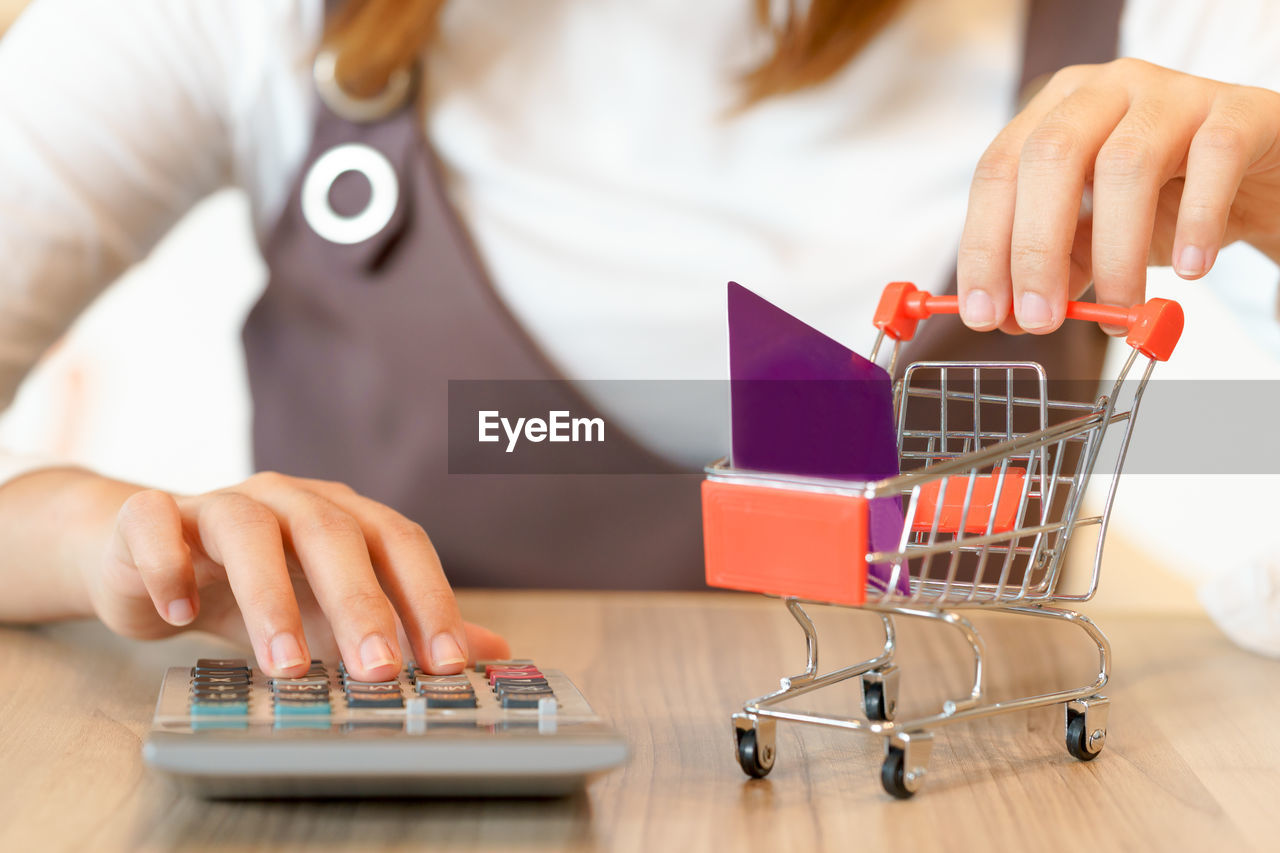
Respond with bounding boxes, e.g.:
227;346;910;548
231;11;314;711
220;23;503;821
313;48;414;123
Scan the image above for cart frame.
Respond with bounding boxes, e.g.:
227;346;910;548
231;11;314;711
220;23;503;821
708;281;1183;797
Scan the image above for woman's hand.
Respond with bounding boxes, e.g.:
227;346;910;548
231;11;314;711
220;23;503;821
82;471;509;682
958;58;1280;334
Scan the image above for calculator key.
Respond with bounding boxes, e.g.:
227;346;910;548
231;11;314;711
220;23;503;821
192;719;250;731
192;675;251;687
346;695;405;709
272;688;328;698
500;694;551;709
340;676;399;685
191;682;250;693
416;675;470;685
191;684;251;696
191;668;251;680
496;686;552;696
191;677;250;688
345;681;401;691
192;714;250;731
487;670;542;686
271;674;329;686
190;700;249;715
273;686;330;699
425;694;479;709
415;683;474;696
496;684;553;698
486;664;540;675
195;658;248;670
190;692;249;702
475;659;535;673
494;683;550;696
342;682;402;694
273;677;329;689
493;677;549;689
487;664;541;675
192;691;251;703
190;688;251;700
345;676;399;691
191;664;251;675
274;700;332;715
488;669;543;680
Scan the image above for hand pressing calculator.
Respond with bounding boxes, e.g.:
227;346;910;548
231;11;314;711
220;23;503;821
143;658;627;798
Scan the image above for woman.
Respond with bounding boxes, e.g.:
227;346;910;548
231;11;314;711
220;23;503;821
1;0;1278;680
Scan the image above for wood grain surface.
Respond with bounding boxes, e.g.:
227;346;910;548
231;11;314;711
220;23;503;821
1;590;1276;852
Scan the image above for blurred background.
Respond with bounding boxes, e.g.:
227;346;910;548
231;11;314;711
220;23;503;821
1;0;1278;615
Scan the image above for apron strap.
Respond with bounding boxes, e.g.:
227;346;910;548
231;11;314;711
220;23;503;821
1020;0;1126;103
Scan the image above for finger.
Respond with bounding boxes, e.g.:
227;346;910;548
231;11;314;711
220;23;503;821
463;621;511;663
1091;95;1205;315
114;489;198;626
1009;84;1130;333
1173;94;1277;279
304;480;471;676
191;492;311;678
242;478;403;683
1067;214;1097;299
959;81;1075;330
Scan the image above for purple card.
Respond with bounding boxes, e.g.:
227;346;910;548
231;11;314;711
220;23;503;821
727;282;908;593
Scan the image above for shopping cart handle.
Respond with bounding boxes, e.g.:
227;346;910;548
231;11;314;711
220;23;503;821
872;281;1184;361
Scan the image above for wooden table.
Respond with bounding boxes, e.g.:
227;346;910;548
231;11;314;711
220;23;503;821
1;591;1277;852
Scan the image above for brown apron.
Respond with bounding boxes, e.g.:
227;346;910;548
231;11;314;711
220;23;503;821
243;0;1122;589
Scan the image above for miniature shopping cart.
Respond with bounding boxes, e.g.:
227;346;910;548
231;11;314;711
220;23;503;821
702;281;1183;798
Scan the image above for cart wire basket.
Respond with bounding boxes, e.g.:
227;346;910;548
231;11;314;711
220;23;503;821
702;280;1184;797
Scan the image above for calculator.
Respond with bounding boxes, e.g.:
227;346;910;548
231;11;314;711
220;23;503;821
142;658;627;798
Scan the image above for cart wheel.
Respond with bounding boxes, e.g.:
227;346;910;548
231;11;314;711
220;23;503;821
861;664;899;722
1066;713;1104;762
736;728;775;779
880;747;914;799
863;681;890;722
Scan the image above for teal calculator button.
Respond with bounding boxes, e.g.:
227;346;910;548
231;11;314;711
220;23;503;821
274;701;332;715
191;701;248;715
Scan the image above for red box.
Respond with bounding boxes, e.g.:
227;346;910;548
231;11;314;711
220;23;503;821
702;480;869;606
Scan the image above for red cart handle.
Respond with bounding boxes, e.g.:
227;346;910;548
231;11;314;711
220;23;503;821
872;281;1184;362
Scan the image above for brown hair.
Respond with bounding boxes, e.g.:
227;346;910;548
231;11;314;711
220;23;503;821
325;0;906;106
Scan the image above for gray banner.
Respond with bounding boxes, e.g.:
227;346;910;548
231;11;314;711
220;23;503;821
446;379;1280;476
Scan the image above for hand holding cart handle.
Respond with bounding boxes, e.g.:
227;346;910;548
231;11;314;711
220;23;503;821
872;281;1184;361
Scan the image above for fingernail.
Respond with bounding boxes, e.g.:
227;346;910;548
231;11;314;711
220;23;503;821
963;290;996;328
359;633;398;672
166;598;195;626
269;632;307;671
1176;245;1206;277
1018;292;1054;330
430;632;466;668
